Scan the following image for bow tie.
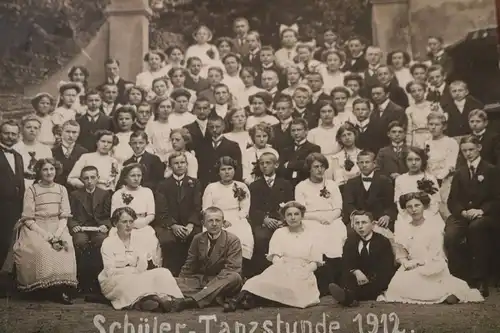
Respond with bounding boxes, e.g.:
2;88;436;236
1;146;14;154
362;177;373;182
473;134;483;141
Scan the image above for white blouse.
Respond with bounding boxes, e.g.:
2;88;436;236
242;145;280;184
68;152;120;191
168;112;196;130
246;115;279;130
425;136;459;181
145;121;172;162
307;125;341;157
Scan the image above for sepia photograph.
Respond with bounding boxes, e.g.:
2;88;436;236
0;0;500;332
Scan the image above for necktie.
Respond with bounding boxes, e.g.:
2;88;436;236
360;239;369;259
86;191;94;216
1;146;14;154
266;178;273;187
133;155;141;163
295;144;302;151
176;179;183;201
213;140;221;149
474;134;483;142
469;165;476;180
63;146;71;158
362;177;373;182
28;151;37;171
249;54;253;62
207;237;217;257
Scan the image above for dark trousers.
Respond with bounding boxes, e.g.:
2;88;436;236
72;232;107;291
155;226;200;276
315;257;342;296
340;270;386;301
0;208;21;270
247;225;275;278
444;215;492;282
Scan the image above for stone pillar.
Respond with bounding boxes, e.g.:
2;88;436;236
371;0;412;57
105;0;152;81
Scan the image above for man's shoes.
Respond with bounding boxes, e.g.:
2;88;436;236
328;283;357;307
171;297;197;312
223;299;238;313
135;299;160;312
57;292;73;305
159;298;173;313
240;293;255;310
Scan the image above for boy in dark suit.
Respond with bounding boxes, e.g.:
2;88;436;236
427;36;453;75
184;57;211;93
76;90;113;152
369;84;407;152
52;120;88;191
100;58;133;104
362;46;382;91
271;95;295;156
343;37;368;74
467;109;500;166
68;166;111;294
279;118;321;188
255;47;286;90
352;98;380;154
376;66;409;108
426;65;452;107
183;97;212;152
343;151;397;230
154;152;202;276
241;31;261;69
329;210;395;307
132;102;152;132
445;135;500;297
197;116;242;188
442;80;484;137
99;83;122;118
292;85;319;130
306;72;331;115
173;207;243;311
248;152;294;276
375;121;409;180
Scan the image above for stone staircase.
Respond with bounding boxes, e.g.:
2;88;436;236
0;93;33;120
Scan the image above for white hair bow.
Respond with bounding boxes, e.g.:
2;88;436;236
279;23;299;34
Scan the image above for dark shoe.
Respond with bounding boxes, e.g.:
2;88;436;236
159;299;173;313
136;299;160;312
58;292;73;305
223;299;238;313
479;283;489;298
443;294;459;304
240;293;255;310
328;283;346;304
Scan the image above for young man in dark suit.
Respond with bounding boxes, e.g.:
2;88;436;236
154;152;202;276
172;207;243;312
343;37;368;74
184;57;211;93
445;136;500;297
271;95;295;156
306;72;331;115
255;47;286;90
76;90;113;152
231;17;250;57
426;65;453;107
248;152;294;276
0;120;25;289
467;109;500;166
352;98;380;154
279;118;321;188
68;166;111;294
122;131;165;191
375;121;409;180
343;151;397;230
361;46;382;92
99;83;122;118
52;120;88;191
99;58;133;104
369;84;407;153
197;116;242;189
376;66;409;108
329;210;395;307
442;80;484;137
261;69;285;103
292;85;319;130
183;97;212;152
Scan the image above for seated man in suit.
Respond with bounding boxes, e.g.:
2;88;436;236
445;135;500;297
279;118;321;188
352;98;380;154
68;166;111;294
173;206;243;311
328;210;395;307
375;121;409;181
122;131;165;191
99;83;122;118
248;152;294;276
52;120;88;191
343;150;397;230
154;152;202;276
197;116;242;189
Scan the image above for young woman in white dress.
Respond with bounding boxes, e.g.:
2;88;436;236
112;106;136;166
328;123;361;185
31;93;58;147
168;89;196;130
224;201;323;311
151;77;171;101
136;50;169;91
202;156;254;261
281;64;303;97
185;26;220;78
163;45;185;75
332;87;356;127
245;92;279;130
379;192;483;304
236;67;265;109
222;53;245;96
164;128;198;179
307;101;341;158
111;163;160;266
320;50;345;95
295;152;347;296
394;147;441;236
68;130;120;191
145;96;173;162
387;51;413;91
242;122;279;185
223;108;252;155
99;207;183;311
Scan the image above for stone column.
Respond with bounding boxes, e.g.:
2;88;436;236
105;0;152;81
371;0;412;57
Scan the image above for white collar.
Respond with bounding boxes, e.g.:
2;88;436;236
474;129;486;136
378;99;390;111
436;83;446;94
468;156;481;169
360;232;373;242
85;188;96;194
208;231;222;241
356;118;370;127
280;117;293;125
215;103;228;110
87;110;100;118
249;48;260;56
264;174;276;182
267;87;278;95
61;142;75;150
173;174;185;182
454;99;466;106
212;135;223;143
261;63;274;69
196;118;208;125
295;139;307;146
434;50;445;58
362;171;375;179
295;107;306;114
392;142;404;148
312;90;323;99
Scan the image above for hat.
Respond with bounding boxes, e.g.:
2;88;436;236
31;92;55;109
58;81;82;95
170;88;192;100
143;50;167;63
248;91;273;106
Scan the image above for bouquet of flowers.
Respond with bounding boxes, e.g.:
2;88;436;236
319;185;331;199
250;152;263;179
344;155;354;172
27;151;37;172
417;177;439;195
50;238;69;252
122;192;134;205
206;48;215;60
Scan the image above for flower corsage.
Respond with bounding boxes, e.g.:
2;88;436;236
122;192;134;205
417;177;438;195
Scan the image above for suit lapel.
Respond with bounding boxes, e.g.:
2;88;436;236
178;177;187;202
208;231;226;266
0;152;15;178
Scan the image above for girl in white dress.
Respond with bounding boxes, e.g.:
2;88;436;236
394;147;442;236
246;92;279;129
328;123;361;185
387;51;413;91
242;123;279;184
146;97;173;162
405;81;443;148
225;201;323;311
425;111;459;219
344;74;363;114
68;130;120;191
99;207;183;311
185;26;220;78
136;50;169;91
320;50;346;95
151;77;171;101
168;89;196;129
163;45;185;75
222;53;245;97
332;87;355;127
164;128;198;179
307;101;341;158
236;67;265;109
202;156;254;260
111;163;160;266
379;192;483;304
167;68;197;109
112;106;135;166
125;86;148;108
31;93;58;147
223;108;252;154
66;66;88;114
281;64;303;96
295;153;347;296
53;82;80;126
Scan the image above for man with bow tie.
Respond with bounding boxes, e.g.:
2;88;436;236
76;90;113;152
0;120;24;294
231;17;251;57
99;58;133;105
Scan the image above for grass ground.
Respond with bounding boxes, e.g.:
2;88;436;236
1;291;500;333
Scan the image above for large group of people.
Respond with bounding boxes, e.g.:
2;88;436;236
1;17;499;313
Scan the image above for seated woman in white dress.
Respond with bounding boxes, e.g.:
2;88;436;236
168;89;196;130
295;152;347;296
14;158;77;304
379;192;483;304
307;101;341;158
111;163;160;266
242;122;279;185
68;130;120;191
99;207;183;312
202;156;254;263
136;50;169;91
223;201;323;311
394;147;441;235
